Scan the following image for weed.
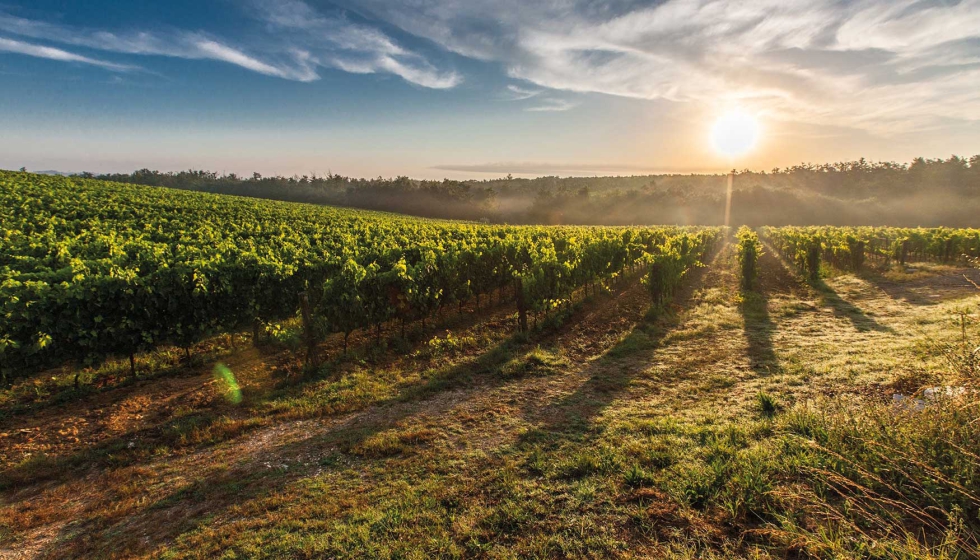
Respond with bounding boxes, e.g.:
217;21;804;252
755;391;781;418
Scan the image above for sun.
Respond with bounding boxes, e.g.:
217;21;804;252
710;110;760;158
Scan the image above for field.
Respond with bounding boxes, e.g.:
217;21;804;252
1;173;979;559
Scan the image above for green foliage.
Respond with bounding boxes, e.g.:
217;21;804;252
421;331;476;358
0;171;722;380
762;226;980;277
735;226;762;290
644;230;720;309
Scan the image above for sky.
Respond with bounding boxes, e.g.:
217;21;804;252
0;0;978;179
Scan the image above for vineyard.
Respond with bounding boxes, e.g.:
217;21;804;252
0;171;719;380
2;171;980;559
762;225;980;279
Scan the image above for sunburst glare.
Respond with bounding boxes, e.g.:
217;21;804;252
710;110;760;158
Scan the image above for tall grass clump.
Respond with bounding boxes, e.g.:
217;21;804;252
777;394;980;558
736;226;762;291
755;391;780;418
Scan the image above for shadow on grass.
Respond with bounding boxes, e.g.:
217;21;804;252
758;241;893;334
0;342;243;421
513;246;722;442
815;279;895;333
739;291;779;375
858;266;980;307
7;337;528;558
737;248;799;376
7;279;641;558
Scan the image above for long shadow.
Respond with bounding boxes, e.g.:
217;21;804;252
17;332;529;558
513;244;725;442
739;291;778;376
1;286;539;486
6;270;595;484
315;278;650;455
814;279;895;333
309;266;669;455
12;276;652;557
737;249;793;376
760;241;894;334
0;324;523;490
859;266;980;307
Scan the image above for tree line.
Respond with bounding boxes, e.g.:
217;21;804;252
75;155;980;227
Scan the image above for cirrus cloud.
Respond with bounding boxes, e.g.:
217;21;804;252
0;36;136;71
333;0;980;132
0;2;460;88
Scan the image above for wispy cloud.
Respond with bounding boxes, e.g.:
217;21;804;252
191;38;317;81
505;84;541;100
505;83;574;111
3;0;978;131
336;0;980;133
525;98;576;112
0;3;459;88
250;0;460;89
0;36;135;71
0;12;318;81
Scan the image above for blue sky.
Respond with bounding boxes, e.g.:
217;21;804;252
1;0;978;179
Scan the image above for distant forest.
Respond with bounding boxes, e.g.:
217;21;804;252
82;156;980;227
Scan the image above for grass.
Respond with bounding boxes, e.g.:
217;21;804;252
2;248;980;559
755;391;780;418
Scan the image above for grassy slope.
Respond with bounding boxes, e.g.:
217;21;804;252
1;243;979;559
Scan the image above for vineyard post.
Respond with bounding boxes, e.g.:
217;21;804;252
298;291;319;368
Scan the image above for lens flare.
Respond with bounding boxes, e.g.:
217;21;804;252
213;363;242;404
710;110;760;158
